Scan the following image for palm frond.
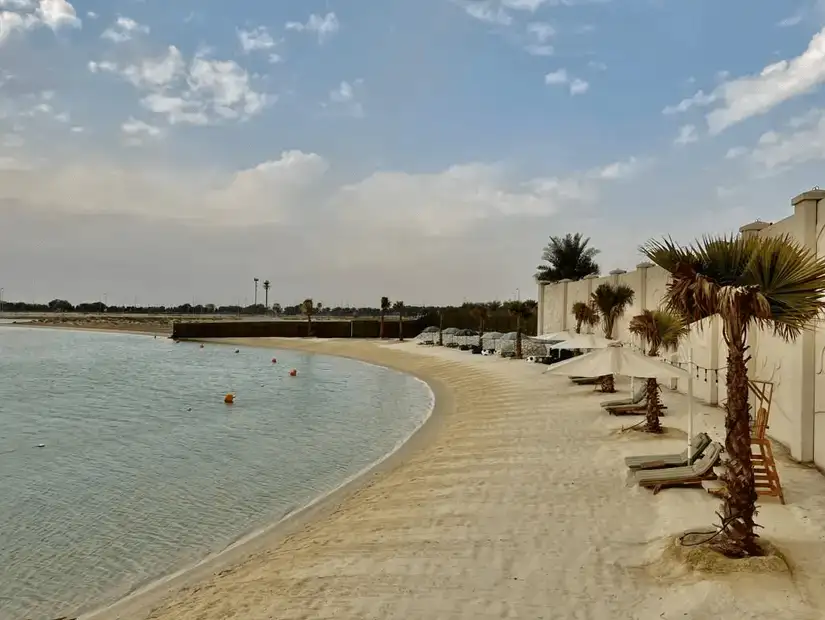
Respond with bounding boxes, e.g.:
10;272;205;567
641;233;825;341
629;309;690;355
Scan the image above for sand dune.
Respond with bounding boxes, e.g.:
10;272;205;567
87;339;825;620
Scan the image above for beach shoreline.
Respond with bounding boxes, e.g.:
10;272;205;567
81;337;451;620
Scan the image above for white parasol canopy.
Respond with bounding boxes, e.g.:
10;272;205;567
550;333;614;350
533;331;574;342
546;343;690;380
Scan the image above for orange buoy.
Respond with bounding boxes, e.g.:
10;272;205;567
224;393;234;404
271;358;277;364
289;369;297;377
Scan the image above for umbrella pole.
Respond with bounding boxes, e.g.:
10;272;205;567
687;348;694;461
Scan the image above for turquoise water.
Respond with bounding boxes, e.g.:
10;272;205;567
0;327;432;620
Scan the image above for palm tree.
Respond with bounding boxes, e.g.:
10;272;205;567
470;304;488;348
507;300;538;359
437;309;444;346
628;310;690;433
253;277;259;307
380;296;391;339
590;282;635;393
301;298;315;336
535;233;601;282
642;233;825;558
572;300;599;334
393;300;405;341
263;280;271;313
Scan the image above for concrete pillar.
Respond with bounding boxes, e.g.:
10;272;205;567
739;220;771;240
536;280;549;335
791;190;825;462
557;279;572;331
609;268;627;285
636;262;653;310
584;274;599;297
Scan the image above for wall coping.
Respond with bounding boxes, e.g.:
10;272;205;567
792;189;825;205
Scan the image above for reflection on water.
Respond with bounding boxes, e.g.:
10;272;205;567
0;327;431;620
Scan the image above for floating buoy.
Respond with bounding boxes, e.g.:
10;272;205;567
186;407;192;411
271;358;277;364
235;349;240;354
289;369;297;377
200;344;204;349
36;443;45;448
224;393;234;404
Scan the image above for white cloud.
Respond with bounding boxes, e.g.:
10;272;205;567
327;80;364;117
667;28;825;135
89;46;269;125
35;0;78;30
592;156;641;180
544;69;568;84
285;12;339;43
674;124;697;145
101;16;148;43
739;108;825;170
85;10;96;18
459;1;513;25
725;146;746;159
238;26;275;53
524;21;554;55
778;13;802;27
588;60;607;71
544;69;588;95
661;89;716;115
501;0;548;10
569;78;589;95
121;117;163;144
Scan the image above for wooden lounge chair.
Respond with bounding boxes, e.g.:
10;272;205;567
605;400;668;415
633;442;723;494
571;376;602;385
624;433;711;470
601;383;645;409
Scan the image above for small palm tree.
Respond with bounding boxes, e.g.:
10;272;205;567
590;283;635;393
437;309;444;345
642;233;825;558
507;300;538;359
628;310;690;433
263;280;271;313
301;298;315;336
393;300;405;341
470;304;488;348
571;300;599;334
380;296;391;339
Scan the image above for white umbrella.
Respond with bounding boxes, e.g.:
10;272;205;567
533;331;573;342
546;343;690;381
550;333;614;350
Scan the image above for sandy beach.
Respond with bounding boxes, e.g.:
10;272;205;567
74;335;825;620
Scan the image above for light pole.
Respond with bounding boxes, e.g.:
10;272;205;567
253;277;259;310
516;288;520;301
0;288;4;313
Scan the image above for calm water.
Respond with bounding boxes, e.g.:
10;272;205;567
0;328;432;620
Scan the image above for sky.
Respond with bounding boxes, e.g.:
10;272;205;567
2;0;825;307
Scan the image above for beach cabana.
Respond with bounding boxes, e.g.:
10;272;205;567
417;326;440;344
441;327;460;346
550;333;613;350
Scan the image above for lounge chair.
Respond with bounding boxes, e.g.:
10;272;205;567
606;399;668;416
571;376;602;385
633;442;723;494
601;382;645;409
624;433;712;470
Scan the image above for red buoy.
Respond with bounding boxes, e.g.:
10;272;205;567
271;358;277;364
289;369;297;377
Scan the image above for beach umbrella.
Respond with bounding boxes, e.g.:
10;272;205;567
421;326;440;334
442;327;460;334
546;343;689;380
550;333;613;350
500;331;518;340
547;344;693;460
533;331;573;343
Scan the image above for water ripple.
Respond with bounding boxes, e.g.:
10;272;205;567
0;328;431;620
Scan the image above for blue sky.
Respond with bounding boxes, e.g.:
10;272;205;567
1;0;825;306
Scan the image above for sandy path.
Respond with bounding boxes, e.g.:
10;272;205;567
90;339;825;620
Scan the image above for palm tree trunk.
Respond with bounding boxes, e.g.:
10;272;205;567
515;317;523;359
379;312;385;339
644;378;663;433
714;320;760;557
600;374;615;393
575;320;582;334
307;316;312;337
478;321;484;348
398;314;404;341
